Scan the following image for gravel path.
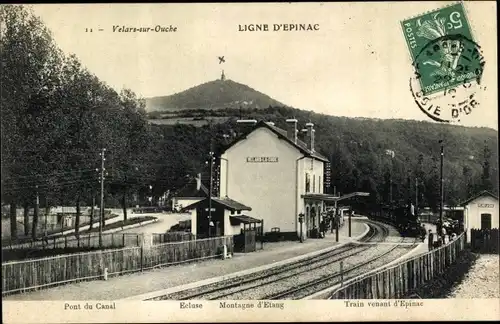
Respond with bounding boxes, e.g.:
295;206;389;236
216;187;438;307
120;213;190;234
447;254;499;298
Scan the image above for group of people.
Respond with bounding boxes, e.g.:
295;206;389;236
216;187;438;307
427;225;458;250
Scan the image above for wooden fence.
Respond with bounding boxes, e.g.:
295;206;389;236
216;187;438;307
2;235;233;295
152;232;195;244
2;232;143;250
470;228;499;254
329;233;466;299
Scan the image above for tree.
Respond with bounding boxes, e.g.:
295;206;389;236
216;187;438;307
1;4;64;239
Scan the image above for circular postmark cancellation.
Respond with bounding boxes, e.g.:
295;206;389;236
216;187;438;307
410;34;486;123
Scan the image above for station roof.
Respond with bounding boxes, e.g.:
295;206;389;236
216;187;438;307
181;196;252;212
459;190;498;206
174;177;208;198
220;120;329;162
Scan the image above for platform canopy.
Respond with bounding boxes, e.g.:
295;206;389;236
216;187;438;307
301;192;370;202
230;215;262;226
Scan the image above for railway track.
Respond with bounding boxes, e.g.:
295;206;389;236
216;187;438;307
152;220;416;300
265;237;418;299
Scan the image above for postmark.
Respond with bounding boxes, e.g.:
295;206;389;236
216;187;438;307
401;2;486;123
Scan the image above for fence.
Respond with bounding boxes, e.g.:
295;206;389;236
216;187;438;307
152;232;195;244
470;228;499;254
2;232;144;251
329;233;466;299
2;235;233;295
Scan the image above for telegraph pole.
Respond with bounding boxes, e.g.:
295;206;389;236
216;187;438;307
415;178;419;216
208;149;214;237
439;140;444;237
35;185;40;239
99;148;106;247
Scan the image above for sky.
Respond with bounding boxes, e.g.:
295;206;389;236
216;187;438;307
32;2;498;129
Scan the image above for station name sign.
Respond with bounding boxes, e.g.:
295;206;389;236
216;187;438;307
246;156;279;163
478;203;494;208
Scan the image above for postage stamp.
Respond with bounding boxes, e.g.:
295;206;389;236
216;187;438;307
401;2;486;123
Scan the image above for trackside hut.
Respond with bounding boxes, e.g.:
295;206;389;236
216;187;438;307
461;190;499;242
218;119;334;240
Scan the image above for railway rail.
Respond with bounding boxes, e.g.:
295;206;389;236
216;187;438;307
151;220;418;300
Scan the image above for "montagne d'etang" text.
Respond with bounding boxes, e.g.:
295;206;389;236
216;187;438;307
112;25;177;33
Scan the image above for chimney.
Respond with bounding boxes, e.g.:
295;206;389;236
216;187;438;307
285;119;298;144
305;122;315;152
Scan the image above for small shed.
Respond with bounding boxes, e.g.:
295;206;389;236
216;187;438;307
461;190;499;242
182;197;253;238
230;215;263;253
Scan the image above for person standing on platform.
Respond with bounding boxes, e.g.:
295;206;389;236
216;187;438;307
441;226;447;244
428;229;434;251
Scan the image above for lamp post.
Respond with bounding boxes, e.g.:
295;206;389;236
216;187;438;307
298;213;304;243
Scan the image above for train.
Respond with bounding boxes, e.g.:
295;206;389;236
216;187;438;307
393;206;425;238
369;204;426;239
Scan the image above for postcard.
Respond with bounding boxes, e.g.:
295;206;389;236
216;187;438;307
1;2;498;323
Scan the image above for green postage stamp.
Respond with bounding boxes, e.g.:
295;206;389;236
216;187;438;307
401;2;484;96
401;2;486;123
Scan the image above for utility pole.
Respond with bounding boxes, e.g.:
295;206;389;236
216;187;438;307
415;178;418;216
439;140;444;237
44;195;48;237
99;148;106;247
208;149;214;237
35;185;39;239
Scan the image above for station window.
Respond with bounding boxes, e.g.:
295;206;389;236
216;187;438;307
231;210;235;215
319;176;322;193
313;175;316;193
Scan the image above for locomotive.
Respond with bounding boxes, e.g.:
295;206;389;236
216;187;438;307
393;205;425;239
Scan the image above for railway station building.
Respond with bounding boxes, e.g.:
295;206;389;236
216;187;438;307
214;119;336;239
183;119;369;240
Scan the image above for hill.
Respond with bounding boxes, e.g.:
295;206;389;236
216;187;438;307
143;77;497;210
145;79;286;112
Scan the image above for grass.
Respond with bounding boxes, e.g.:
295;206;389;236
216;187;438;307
2;213;118;243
